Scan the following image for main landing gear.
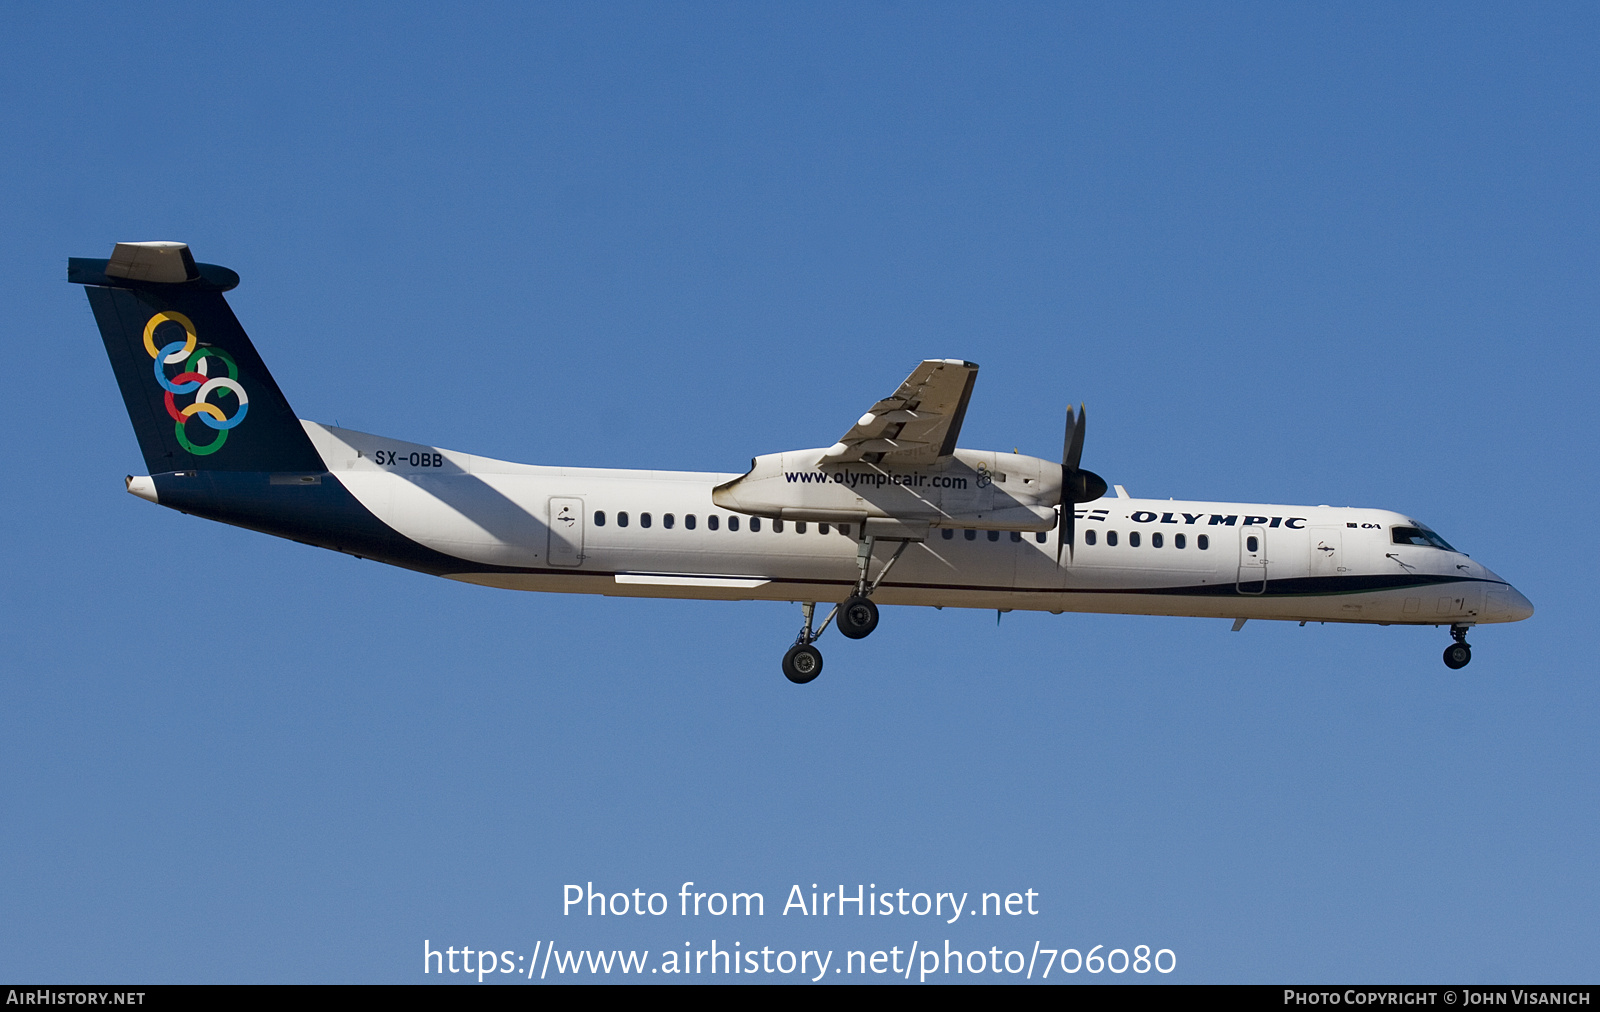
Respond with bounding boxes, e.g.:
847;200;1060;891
782;601;826;684
781;535;911;683
782;641;824;684
1442;624;1473;670
837;596;879;639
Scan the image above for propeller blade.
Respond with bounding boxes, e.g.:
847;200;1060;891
1056;504;1075;564
1063;404;1086;472
1056;402;1097;566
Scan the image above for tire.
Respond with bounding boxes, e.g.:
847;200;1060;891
836;595;880;640
1442;642;1472;670
783;644;823;684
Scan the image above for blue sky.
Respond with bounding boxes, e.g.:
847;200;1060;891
2;2;1595;983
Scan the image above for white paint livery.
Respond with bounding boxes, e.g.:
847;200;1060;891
107;329;1529;682
278;372;1530;683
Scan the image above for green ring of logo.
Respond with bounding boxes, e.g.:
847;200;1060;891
175;419;228;455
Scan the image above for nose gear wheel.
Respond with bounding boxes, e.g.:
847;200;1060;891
1442;624;1473;669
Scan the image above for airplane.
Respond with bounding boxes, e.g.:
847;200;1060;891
71;241;1534;683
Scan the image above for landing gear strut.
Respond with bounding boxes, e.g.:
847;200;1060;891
779;535;913;682
1442;624;1472;670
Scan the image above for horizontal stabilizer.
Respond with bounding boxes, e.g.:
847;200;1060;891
106;241;199;284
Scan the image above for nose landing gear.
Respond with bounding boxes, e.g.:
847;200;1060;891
1442;624;1473;669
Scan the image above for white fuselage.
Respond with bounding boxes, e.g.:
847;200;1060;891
299;422;1531;628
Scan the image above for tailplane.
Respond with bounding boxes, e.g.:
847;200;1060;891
70;242;325;474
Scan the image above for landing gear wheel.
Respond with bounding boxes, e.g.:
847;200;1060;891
836;595;880;640
783;644;823;684
1442;642;1472;670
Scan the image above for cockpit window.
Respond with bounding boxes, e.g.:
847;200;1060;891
1391;525;1457;551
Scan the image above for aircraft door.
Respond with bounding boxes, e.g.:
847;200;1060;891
547;496;585;566
1236;525;1267;595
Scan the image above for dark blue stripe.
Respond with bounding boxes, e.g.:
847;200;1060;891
151;471;532;576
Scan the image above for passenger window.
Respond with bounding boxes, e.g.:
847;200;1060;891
1010;531;1022;542
686;514;697;530
819;523;830;535
773;519;784;533
594;511;606;527
1129;531;1141;547
664;514;675;529
1036;532;1047;543
618;511;630;528
797;522;807;534
965;529;976;541
1152;532;1163;548
1175;533;1186;549
987;530;1000;542
1085;529;1097;545
1107;531;1118;546
1198;534;1209;550
729;516;741;531
641;512;652;529
708;515;719;531
1246;535;1258;552
750;517;761;532
838;525;851;537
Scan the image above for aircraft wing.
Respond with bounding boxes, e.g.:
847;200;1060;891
818;359;978;466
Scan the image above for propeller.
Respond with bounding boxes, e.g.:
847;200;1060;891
1057;404;1108;563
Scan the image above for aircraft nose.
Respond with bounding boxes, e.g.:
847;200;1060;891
1484;584;1534;622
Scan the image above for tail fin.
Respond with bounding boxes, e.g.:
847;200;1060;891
70;242;325;474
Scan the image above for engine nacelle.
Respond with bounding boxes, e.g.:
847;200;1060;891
712;448;1061;531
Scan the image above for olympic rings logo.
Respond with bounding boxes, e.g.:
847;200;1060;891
143;311;249;456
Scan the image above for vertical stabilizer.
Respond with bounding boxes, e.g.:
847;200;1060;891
70;243;326;475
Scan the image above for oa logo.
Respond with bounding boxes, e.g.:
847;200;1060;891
975;462;992;489
144;312;248;455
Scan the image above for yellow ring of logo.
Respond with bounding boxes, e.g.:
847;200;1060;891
142;311;197;363
179;402;228;422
